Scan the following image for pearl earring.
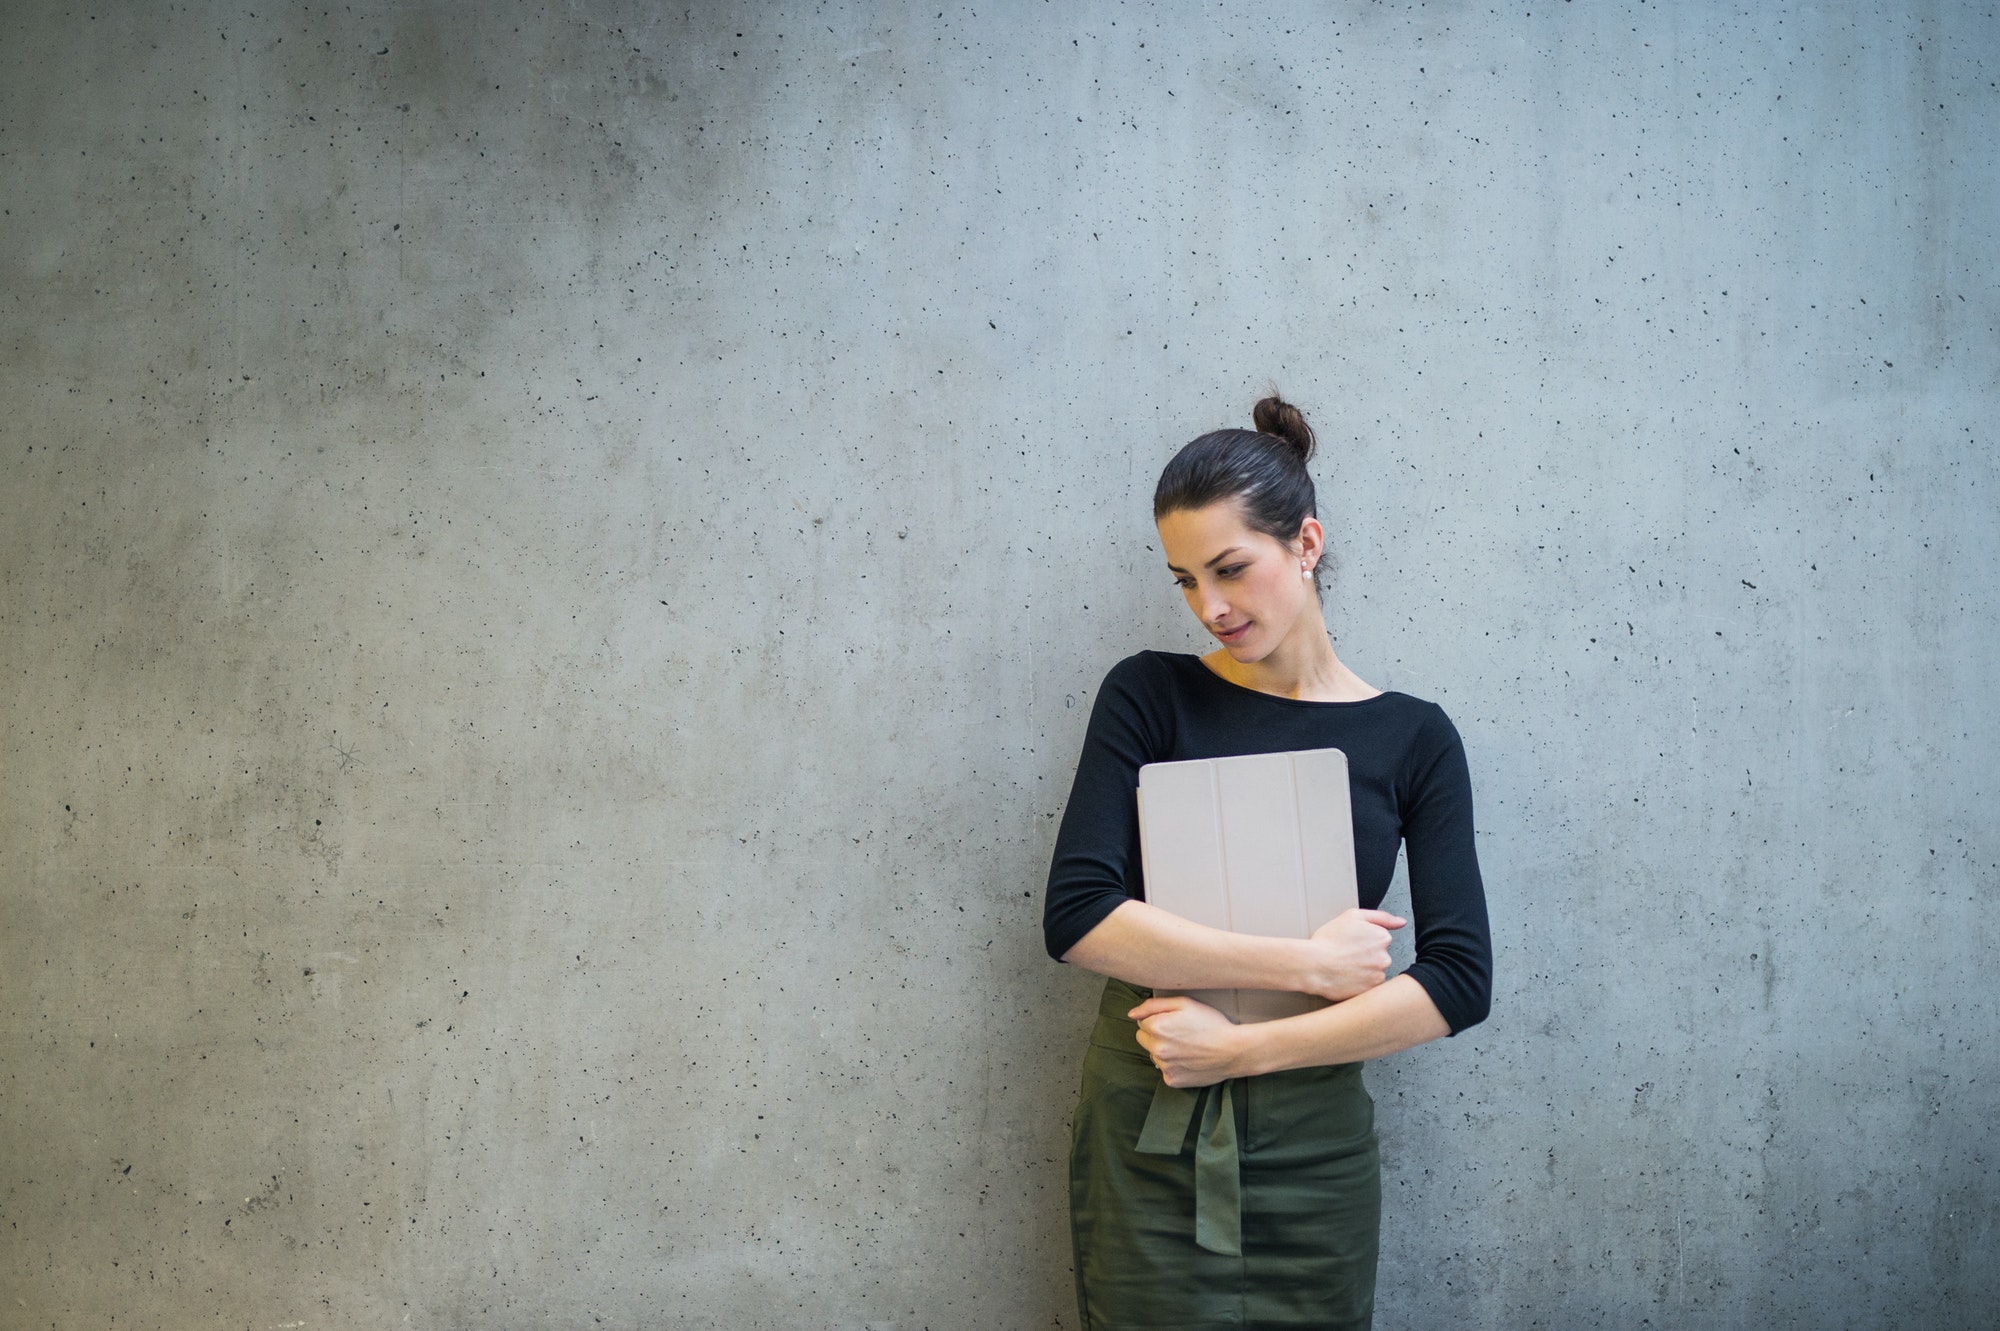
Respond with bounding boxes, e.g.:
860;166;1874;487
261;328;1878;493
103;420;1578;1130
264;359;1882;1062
1301;562;1312;580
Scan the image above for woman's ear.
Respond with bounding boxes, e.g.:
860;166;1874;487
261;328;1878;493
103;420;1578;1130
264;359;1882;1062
1295;516;1326;575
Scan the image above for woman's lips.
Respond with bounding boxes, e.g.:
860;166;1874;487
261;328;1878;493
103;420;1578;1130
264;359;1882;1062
1214;621;1251;642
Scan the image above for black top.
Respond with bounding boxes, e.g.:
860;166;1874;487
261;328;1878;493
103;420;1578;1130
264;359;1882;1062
1043;651;1492;1035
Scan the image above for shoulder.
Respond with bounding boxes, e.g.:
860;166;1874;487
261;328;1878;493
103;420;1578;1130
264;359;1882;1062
1356;690;1467;776
1405;694;1463;746
1070;653;1198;764
1365;688;1457;735
1384;695;1475;797
1095;650;1201;700
1081;652;1205;752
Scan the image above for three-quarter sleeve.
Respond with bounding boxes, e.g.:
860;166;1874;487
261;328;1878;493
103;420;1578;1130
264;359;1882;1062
1397;705;1493;1033
1042;655;1171;961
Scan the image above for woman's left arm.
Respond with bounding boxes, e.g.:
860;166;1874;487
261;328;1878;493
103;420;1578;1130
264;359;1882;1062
1132;976;1448;1085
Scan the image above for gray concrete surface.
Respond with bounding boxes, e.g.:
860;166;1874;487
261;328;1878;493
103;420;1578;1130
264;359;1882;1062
3;2;1995;1327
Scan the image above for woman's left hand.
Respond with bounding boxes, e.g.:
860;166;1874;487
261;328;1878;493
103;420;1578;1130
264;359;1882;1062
1128;995;1249;1088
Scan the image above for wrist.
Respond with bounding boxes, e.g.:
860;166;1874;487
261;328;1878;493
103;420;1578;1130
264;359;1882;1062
1228;1020;1272;1079
1286;937;1335;1001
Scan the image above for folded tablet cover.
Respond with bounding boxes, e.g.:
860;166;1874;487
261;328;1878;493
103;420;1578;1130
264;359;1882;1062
1136;747;1358;1023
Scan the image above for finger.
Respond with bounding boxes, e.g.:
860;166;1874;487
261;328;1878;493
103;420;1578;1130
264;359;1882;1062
1358;909;1408;929
1127;997;1186;1021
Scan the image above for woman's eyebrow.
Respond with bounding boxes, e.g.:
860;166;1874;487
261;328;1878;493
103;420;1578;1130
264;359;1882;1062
1168;547;1240;571
1166;545;1247;575
1166;547;1240;574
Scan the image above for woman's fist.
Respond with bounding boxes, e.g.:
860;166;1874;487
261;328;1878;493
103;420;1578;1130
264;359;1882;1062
1304;908;1406;1002
1127;994;1245;1088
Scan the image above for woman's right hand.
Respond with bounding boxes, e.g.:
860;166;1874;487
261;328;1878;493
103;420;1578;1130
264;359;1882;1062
1303;909;1407;1002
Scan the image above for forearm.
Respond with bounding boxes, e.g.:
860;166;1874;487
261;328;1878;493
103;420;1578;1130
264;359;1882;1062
1231;974;1451;1074
1060;899;1322;994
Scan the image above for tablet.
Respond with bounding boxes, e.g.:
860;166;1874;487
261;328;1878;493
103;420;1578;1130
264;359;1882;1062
1136;747;1358;1023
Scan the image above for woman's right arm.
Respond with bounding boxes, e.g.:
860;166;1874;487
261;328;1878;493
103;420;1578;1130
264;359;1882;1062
1062;898;1405;1001
1043;655;1399;1000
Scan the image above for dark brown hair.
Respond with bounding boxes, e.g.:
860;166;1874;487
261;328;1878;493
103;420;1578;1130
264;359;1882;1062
1154;393;1326;591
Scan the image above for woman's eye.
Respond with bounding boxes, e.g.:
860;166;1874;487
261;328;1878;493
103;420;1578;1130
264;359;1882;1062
1219;564;1247;578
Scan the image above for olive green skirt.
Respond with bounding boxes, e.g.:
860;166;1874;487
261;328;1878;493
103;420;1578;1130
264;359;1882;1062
1069;979;1379;1331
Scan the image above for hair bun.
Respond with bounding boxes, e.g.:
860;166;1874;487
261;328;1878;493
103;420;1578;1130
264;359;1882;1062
1252;394;1316;465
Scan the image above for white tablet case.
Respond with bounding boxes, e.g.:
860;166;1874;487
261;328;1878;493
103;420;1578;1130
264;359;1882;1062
1136;748;1358;1023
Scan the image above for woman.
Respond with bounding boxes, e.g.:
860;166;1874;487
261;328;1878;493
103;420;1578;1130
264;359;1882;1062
1044;394;1491;1330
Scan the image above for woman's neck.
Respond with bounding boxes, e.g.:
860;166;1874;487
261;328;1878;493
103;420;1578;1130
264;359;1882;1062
1203;622;1380;703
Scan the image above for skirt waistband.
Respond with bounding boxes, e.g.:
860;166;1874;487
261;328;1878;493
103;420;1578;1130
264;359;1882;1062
1096;976;1153;1021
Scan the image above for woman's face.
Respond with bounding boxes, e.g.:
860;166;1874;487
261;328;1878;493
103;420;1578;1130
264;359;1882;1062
1156;500;1323;664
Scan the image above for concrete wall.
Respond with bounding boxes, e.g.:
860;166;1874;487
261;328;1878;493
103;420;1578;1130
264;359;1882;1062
3;2;1995;1326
